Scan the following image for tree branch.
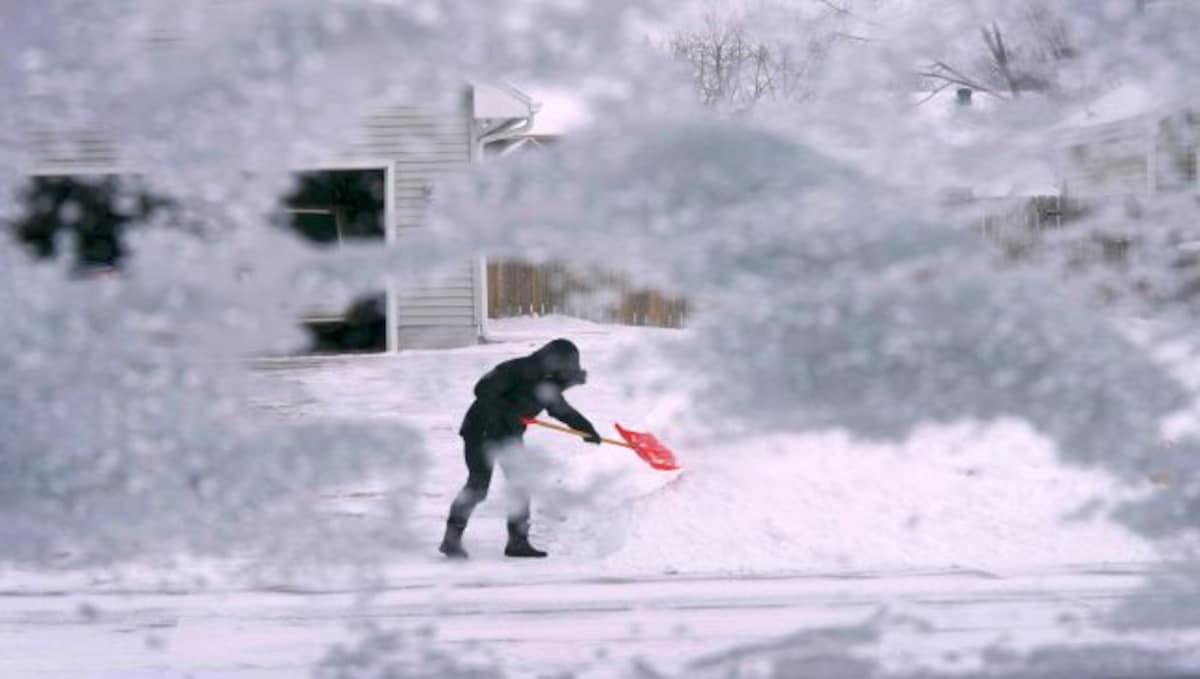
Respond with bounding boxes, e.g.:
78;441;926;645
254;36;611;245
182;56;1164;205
815;0;852;15
923;60;1006;98
664;8;829;110
982;23;1022;97
917;68;1006;99
913;81;953;106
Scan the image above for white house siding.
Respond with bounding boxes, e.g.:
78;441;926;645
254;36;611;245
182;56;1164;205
1058;106;1200;201
1058;117;1154;200
27;127;121;174
23;96;483;351
1153;111;1200;192
336;99;479;349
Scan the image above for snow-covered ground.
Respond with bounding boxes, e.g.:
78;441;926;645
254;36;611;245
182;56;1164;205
3;561;1195;678
0;316;1188;677
272;315;1157;575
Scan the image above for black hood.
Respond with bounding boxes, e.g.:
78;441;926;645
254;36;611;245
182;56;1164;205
531;338;587;387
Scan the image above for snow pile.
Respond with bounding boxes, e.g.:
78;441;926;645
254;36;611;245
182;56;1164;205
505;323;1157;574
599;421;1154;573
268;316;1157;574
431;119;1199;551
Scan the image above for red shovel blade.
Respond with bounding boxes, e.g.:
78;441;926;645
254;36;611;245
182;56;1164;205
615;423;681;471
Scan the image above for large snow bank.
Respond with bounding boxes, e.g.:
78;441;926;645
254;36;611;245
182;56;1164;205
597;422;1153;573
272;316;1157;575
430;119;1197;550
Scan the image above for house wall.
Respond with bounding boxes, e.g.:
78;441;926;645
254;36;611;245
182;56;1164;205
336;99;479;349
24;96;482;351
1058;117;1154;199
27;127;121;174
1059;109;1200;200
1153;111;1200;192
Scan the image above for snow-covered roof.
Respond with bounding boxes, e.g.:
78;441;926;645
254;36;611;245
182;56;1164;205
522;88;591;137
472;83;537;120
1059;82;1157;130
472;83;591;137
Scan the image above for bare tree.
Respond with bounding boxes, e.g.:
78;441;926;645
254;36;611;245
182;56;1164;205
918;2;1078;100
665;9;833;111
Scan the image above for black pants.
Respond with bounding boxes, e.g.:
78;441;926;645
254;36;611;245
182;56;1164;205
446;435;531;533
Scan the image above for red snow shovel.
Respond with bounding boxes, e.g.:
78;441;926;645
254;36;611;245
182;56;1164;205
520;417;681;471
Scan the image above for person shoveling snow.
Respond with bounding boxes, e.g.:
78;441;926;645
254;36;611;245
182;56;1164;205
440;339;602;559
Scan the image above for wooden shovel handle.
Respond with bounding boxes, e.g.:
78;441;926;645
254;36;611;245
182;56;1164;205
522;418;632;449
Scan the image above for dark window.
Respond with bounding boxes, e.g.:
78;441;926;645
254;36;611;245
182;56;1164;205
5;174;170;273
280;169;385;245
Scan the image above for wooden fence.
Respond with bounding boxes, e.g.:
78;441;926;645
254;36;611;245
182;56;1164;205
487;261;690;328
967;194;1132;262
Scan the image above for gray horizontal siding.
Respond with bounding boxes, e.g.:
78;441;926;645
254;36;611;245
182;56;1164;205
397;315;478;327
397;286;475;300
396;301;476;312
340;97;479;347
395;260;478;330
1059;118;1151;199
397;326;478;350
1062;156;1148;198
396;281;475;294
21;95;481;349
27;127;121;173
340;100;471;236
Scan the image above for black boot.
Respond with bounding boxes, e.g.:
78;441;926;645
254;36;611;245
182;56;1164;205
439;519;469;559
504;520;547;558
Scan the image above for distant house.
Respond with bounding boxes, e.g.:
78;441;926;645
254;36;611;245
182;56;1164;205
912;83;1199;204
906;86;1067;248
1055;83;1200;200
911;83;1198;249
17;83;551;352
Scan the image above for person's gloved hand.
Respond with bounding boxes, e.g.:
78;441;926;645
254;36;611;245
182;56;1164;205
582;429;602;445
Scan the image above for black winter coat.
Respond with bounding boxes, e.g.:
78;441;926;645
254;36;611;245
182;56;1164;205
459;339;599;442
